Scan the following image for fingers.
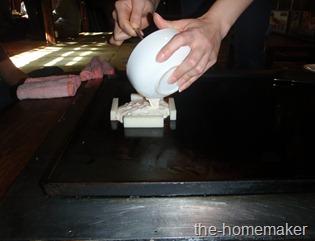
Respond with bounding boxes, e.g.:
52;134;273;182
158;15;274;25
155;14;190;62
153;12;172;29
130;0;145;28
156;32;187;63
177;57;216;92
109;21;130;46
176;53;215;92
111;0;157;46
156;30;206;82
114;0;136;36
109;36;123;46
111;2;220;92
156;30;218;92
154;15;221;92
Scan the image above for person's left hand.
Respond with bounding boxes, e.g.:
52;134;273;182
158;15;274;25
154;13;223;92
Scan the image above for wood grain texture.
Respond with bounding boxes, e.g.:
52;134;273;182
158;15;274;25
0;97;73;198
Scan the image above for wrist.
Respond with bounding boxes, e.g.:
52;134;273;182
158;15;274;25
200;0;254;40
199;14;230;41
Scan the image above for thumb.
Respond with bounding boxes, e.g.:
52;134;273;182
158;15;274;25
153;13;173;29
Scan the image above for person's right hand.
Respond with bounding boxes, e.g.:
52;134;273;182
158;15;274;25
154;13;223;92
110;0;159;46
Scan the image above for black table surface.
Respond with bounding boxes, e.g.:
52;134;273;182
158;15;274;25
1;70;315;240
41;70;315;197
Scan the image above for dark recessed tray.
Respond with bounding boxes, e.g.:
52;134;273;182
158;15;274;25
41;70;315;197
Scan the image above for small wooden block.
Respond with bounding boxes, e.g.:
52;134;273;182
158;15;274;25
123;115;164;128
168;98;177;121
130;93;145;101
110;98;119;121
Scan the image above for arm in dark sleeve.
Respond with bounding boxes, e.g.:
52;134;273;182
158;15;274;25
53;0;66;21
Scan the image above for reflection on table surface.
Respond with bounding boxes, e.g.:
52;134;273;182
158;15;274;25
1;70;315;240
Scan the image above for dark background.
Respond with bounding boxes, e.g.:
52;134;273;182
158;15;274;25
7;0;314;32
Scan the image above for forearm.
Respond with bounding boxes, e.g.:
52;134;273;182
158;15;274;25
53;0;65;21
200;0;254;39
0;59;28;86
8;69;28;86
52;11;59;21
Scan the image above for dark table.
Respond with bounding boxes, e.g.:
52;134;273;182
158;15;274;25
1;70;315;240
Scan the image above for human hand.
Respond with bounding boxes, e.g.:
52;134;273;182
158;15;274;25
154;13;224;92
110;0;159;45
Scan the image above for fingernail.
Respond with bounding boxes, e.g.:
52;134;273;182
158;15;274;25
178;86;186;93
179;86;186;92
156;52;165;62
178;83;188;92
